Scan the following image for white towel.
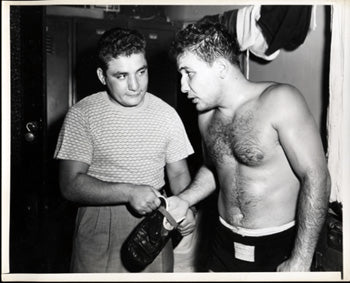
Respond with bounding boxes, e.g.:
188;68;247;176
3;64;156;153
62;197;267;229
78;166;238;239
236;5;280;61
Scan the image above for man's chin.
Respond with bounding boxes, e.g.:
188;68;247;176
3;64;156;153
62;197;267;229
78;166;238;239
195;104;206;112
196;105;212;114
124;96;145;107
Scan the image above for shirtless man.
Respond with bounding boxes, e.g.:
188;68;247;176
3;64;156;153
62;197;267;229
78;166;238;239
168;22;331;272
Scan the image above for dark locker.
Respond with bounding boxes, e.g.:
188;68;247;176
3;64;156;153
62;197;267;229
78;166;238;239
129;19;179;108
74;17;128;102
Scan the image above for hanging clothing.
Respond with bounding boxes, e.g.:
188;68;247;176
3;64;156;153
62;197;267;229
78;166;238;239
198;7;279;61
197;9;238;38
257;5;313;56
236;5;280;61
221;9;238;39
197;5;313;62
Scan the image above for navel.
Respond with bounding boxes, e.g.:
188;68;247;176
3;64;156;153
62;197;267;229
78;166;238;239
231;207;244;225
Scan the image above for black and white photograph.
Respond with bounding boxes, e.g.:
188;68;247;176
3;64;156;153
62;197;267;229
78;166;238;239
1;0;349;281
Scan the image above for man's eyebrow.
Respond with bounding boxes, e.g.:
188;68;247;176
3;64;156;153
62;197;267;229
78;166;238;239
178;66;188;72
114;71;127;76
137;65;148;72
113;65;148;75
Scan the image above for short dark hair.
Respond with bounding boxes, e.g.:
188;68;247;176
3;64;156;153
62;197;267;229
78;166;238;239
97;27;146;72
170;21;240;66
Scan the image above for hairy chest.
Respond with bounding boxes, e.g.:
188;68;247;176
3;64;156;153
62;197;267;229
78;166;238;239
204;110;274;166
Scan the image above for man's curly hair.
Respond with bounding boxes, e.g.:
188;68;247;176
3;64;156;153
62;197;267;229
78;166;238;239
171;22;240;66
97;27;146;72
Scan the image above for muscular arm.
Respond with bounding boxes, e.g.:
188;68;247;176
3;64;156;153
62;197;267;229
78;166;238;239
178;164;217;207
59;159;161;214
177;126;217;206
166;118;217;232
272;86;331;271
166;163;217;224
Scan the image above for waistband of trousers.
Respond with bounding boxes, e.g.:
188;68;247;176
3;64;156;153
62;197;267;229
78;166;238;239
219;216;295;237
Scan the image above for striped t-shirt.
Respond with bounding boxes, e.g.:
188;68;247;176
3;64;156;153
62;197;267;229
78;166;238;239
54;91;194;189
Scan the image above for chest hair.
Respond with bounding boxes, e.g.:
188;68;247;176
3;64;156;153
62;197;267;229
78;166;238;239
206;110;264;166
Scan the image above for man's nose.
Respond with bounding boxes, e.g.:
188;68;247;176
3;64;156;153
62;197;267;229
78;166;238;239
128;75;139;91
180;77;189;93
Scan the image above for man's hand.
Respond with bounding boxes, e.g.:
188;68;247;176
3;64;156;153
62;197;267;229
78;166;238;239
166;195;196;235
177;208;196;236
276;258;311;272
166;195;190;225
128;185;161;215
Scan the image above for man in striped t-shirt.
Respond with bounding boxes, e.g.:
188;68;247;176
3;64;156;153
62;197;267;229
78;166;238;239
54;27;195;273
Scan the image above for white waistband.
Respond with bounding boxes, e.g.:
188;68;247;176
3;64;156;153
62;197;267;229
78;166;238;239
219;216;295;237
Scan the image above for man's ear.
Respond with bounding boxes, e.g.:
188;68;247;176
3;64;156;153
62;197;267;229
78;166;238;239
97;67;106;85
214;58;228;79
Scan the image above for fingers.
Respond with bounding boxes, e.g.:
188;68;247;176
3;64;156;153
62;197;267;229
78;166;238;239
146;190;161;209
131;186;162;215
137;199;158;214
176;213;196;236
179;229;194;237
144;197;160;212
153;196;161;207
152;188;162;198
177;223;196;236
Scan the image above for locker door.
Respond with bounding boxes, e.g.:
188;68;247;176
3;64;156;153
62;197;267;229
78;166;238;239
10;6;47;272
45;16;77;272
133;25;178;107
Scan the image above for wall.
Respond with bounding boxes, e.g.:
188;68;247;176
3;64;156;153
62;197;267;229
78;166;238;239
248;6;329;133
164;5;242;24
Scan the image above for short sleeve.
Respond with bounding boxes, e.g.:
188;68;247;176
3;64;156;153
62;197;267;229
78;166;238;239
54;106;93;165
166;110;194;163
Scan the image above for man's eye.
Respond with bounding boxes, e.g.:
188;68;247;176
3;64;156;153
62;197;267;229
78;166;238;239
116;74;126;79
187;71;194;78
138;68;147;76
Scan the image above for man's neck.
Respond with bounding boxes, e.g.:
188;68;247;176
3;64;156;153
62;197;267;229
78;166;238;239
218;73;257;116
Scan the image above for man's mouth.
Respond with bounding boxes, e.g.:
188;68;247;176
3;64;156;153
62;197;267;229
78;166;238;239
127;91;141;97
187;95;198;103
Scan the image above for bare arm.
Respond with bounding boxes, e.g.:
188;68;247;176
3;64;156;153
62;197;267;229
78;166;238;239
165;158;196;235
166;119;217;220
272;86;331;271
178;164;217;207
166;114;217;231
166;158;191;196
59;159;161;214
166;163;217;225
178;136;217;206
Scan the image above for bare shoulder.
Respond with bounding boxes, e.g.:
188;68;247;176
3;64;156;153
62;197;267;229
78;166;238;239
259;83;311;118
258;83;316;132
260;83;307;108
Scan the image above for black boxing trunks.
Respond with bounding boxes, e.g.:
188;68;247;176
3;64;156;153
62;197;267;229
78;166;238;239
209;217;296;272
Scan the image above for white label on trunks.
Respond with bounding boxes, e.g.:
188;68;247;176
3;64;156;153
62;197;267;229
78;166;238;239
234;242;255;262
